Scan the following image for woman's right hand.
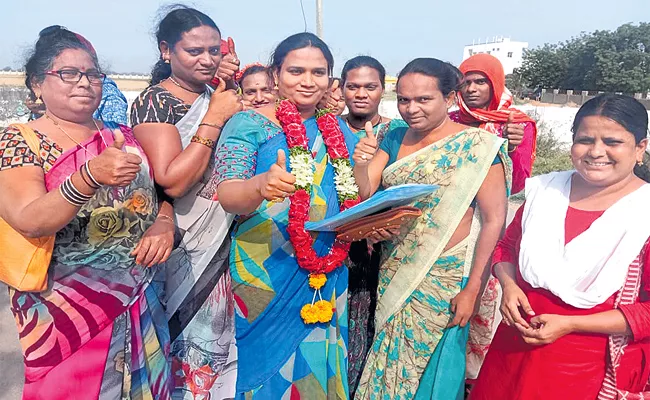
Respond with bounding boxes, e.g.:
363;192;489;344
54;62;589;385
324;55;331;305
500;280;535;328
204;78;243;127
352;122;378;166
256;149;296;202
89;129;142;187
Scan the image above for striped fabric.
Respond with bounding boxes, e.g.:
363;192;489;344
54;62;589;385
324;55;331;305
598;240;650;399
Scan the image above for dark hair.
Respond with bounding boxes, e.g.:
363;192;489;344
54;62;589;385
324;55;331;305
341;56;386;89
397;58;461;97
24;25;99;100
270;32;334;76
150;6;220;85
238;65;270;87
572;94;649;144
573;94;650;182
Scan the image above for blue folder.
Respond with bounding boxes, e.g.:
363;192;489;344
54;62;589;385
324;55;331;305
305;183;439;232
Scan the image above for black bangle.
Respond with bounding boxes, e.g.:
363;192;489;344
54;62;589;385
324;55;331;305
84;161;101;188
80;164;100;189
59;176;93;207
199;122;223;130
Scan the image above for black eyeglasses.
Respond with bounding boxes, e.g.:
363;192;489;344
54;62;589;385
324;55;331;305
44;69;106;85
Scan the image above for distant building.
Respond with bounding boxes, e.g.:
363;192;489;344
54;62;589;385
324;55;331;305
463;37;528;75
385;75;397;92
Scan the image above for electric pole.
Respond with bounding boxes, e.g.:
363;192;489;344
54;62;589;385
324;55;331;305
316;0;323;38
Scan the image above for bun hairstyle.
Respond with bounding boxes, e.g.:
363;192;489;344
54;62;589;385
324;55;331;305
269;32;334;77
397;58;461;97
24;25;99;100
150;5;220;85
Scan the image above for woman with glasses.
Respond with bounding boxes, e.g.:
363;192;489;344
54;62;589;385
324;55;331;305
0;26;175;398
130;6;243;400
24;27;129;125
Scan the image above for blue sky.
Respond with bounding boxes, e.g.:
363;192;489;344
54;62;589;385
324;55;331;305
1;0;647;76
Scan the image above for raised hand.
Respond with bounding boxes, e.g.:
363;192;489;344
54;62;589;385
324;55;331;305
352;121;378;166
503;112;525;150
257;149;297;202
318;79;345;115
217;37;240;82
88;128;142;187
204;77;243;128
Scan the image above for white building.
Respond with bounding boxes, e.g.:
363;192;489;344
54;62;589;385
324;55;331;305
462;37;528;75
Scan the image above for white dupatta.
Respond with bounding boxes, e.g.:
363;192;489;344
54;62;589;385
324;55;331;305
519;171;650;309
162;88;235;317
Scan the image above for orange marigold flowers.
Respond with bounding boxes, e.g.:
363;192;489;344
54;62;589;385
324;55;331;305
309;273;327;289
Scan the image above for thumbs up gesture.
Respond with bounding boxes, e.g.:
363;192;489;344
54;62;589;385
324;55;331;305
217;37;240;82
352;121;378;166
503;112;525;150
257;149;297;202
89;128;143;187
318;79;345;115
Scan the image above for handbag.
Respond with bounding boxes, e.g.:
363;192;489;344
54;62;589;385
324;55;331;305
336;206;422;242
0;124;54;292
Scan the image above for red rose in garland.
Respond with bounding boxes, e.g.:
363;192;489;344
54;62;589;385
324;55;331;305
275;99;360;324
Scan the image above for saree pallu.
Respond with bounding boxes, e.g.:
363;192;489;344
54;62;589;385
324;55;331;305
355;128;511;400
215;110;357;399
153;89;238;400
10;123;171;400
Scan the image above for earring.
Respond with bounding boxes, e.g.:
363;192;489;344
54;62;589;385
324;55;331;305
164;59;170;64
274;82;279;90
638;160;644;167
34;95;43;105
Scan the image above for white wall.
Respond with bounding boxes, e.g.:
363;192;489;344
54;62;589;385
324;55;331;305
379;100;650;147
462;38;528;75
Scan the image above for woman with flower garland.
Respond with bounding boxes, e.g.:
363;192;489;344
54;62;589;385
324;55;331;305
353;58;511;399
215;32;359;399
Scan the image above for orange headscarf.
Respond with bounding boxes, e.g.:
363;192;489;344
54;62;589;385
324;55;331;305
456;53;537;161
457;53;532;125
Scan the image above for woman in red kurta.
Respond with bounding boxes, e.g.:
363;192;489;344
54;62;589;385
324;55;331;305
470;94;650;400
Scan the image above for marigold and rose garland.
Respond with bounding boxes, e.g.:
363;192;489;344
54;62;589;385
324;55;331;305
275;99;360;324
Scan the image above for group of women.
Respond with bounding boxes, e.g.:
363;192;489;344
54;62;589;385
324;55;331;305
1;4;650;400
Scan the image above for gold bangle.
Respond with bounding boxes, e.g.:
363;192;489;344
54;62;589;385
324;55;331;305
191;135;216;149
199;122;223;130
157;214;175;224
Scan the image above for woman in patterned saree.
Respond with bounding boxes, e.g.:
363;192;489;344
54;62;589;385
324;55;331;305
0;26;175;399
215;32;359;399
470;94;650;399
130;6;243;400
352;58;511;399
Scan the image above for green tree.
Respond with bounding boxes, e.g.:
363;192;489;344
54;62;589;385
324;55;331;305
519;23;650;93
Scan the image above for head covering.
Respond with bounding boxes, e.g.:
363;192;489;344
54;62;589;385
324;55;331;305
73;32;97;58
235;62;266;83
457;53;531;125
456;53;537;165
221;39;229;55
